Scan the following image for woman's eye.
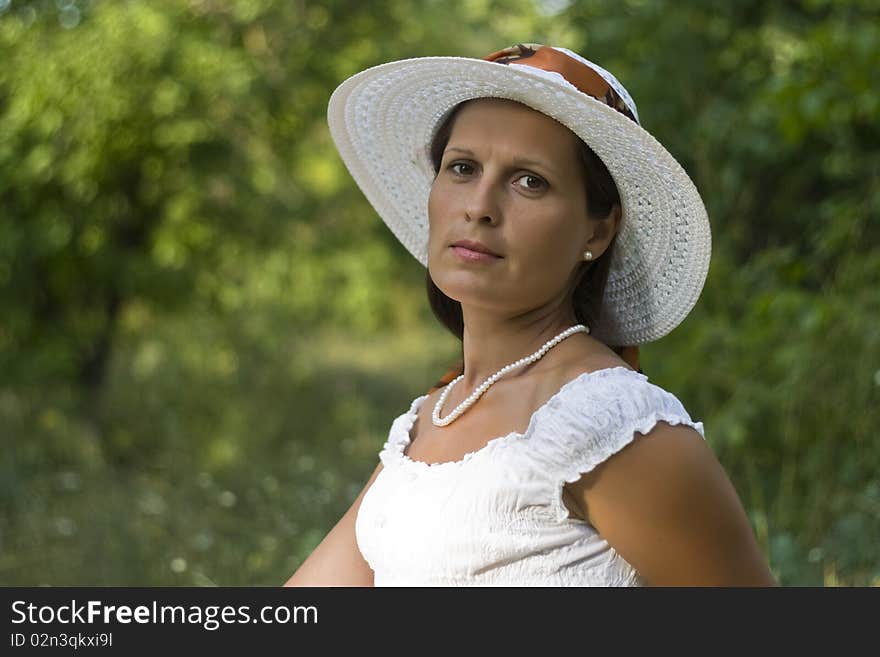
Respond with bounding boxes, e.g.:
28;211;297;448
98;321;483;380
515;174;547;191
449;162;474;176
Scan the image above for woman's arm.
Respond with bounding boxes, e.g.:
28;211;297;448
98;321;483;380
283;461;384;587
567;421;777;586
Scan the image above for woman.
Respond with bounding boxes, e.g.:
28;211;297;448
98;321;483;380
285;44;776;586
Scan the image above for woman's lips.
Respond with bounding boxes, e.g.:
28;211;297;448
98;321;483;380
450;245;502;262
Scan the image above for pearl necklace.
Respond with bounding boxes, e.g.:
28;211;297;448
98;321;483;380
432;324;590;427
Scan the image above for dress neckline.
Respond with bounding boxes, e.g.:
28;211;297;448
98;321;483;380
391;365;647;471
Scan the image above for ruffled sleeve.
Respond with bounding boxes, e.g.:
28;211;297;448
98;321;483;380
377;393;428;466
528;368;706;523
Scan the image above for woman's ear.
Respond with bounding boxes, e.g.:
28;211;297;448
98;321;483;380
585;203;622;257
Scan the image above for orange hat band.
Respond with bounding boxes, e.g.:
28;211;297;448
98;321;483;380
482;43;638;124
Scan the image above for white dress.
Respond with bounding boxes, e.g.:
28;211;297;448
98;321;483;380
355;366;706;586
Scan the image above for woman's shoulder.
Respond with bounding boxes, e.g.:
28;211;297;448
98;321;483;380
530;350;706;465
528;352;706;523
548;361;703;438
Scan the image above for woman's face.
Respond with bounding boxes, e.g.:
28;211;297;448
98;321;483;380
427;97;606;316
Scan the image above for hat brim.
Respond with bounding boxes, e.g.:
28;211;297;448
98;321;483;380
327;56;711;345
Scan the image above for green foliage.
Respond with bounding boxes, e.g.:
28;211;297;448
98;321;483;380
1;0;877;585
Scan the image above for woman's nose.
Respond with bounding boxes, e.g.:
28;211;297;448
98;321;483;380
464;176;502;225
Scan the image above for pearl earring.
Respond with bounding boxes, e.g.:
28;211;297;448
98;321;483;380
583;250;593;261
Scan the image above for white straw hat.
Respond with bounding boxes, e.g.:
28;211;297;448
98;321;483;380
326;43;711;346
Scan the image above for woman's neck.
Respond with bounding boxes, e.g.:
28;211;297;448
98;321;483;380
457;304;583;392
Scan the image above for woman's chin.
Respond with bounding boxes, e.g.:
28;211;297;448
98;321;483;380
433;277;507;307
429;257;517;303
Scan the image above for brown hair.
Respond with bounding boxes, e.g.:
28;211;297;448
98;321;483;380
424;100;632;390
